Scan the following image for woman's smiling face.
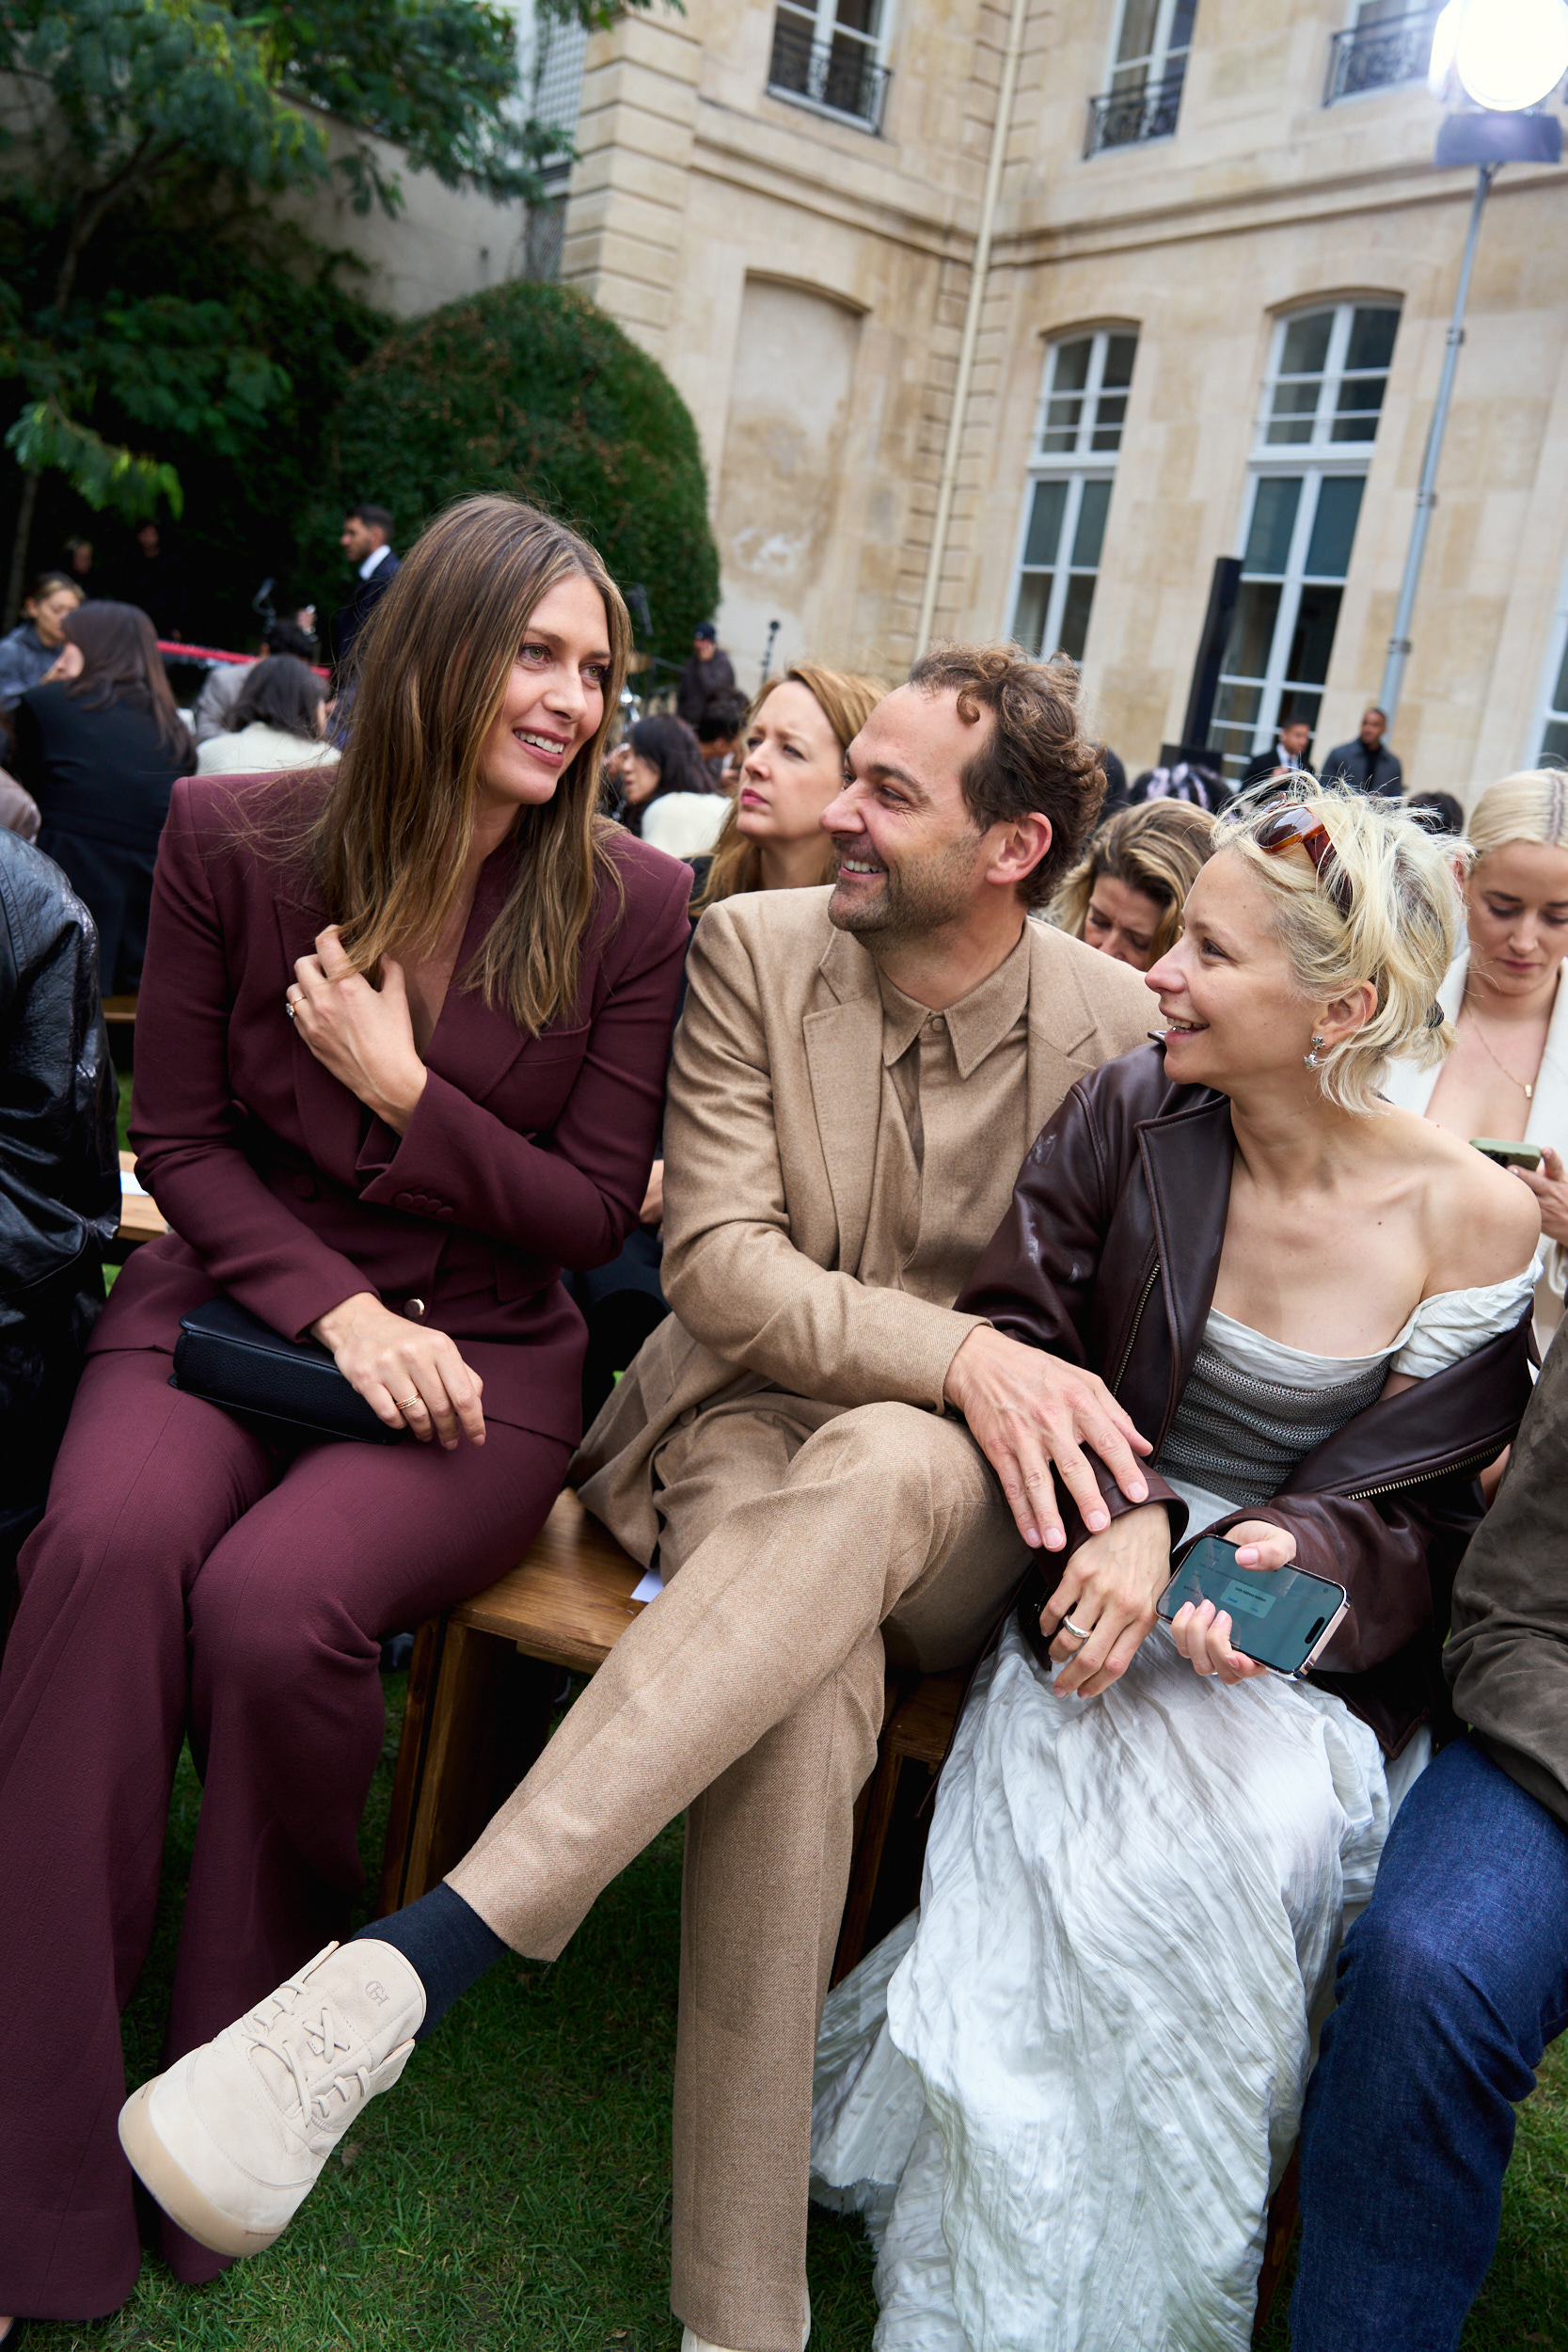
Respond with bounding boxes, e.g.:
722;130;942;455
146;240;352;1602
474;572;611;819
1143;849;1321;1089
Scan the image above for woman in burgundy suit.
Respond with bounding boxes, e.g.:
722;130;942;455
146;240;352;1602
0;496;692;2327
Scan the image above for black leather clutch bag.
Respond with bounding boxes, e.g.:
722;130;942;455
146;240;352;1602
171;1296;403;1445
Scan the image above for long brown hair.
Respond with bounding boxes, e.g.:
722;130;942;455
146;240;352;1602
692;661;889;914
62;601;189;758
311;494;630;1037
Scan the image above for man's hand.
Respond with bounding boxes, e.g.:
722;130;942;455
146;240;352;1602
1039;1502;1170;1696
1166;1517;1295;1686
944;1326;1152;1550
288;926;428;1133
312;1292;484;1447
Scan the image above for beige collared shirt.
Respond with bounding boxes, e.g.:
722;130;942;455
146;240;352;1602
862;923;1033;1306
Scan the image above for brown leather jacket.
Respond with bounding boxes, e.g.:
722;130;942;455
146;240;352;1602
957;1043;1535;1756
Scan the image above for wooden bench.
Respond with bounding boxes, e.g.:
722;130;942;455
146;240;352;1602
103;992;137;1074
114;1150;167;1254
378;1490;647;1915
378;1490;1296;2333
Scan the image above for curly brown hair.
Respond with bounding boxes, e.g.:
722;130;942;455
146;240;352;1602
906;643;1105;907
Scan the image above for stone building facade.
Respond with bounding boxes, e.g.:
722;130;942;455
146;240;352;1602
550;0;1568;800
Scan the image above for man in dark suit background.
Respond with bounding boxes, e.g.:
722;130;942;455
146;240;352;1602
1241;714;1314;789
1321;707;1403;800
674;621;735;727
331;503;400;681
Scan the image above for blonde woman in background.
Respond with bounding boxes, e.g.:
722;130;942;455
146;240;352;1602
690;660;888;912
1384;770;1568;1343
1049;796;1217;970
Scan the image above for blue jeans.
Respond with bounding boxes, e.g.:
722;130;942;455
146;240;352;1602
1291;1735;1568;2351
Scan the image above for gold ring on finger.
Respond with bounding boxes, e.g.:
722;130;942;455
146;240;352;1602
396;1394;423;1412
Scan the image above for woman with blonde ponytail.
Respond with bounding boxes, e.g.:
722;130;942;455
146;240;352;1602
1384;769;1568;1340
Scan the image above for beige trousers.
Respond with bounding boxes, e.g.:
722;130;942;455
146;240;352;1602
449;1393;1029;2352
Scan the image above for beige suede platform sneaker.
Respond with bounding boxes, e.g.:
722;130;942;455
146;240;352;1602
119;1939;425;2258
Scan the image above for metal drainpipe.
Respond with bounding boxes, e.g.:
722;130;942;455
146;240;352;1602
913;0;1032;658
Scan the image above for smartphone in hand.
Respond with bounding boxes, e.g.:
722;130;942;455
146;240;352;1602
1157;1534;1348;1677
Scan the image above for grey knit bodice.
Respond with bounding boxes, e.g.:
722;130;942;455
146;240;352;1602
1154;1330;1386;1511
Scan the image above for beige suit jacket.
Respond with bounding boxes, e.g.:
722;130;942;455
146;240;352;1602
572;888;1154;1561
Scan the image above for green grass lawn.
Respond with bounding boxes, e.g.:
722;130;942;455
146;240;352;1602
21;1669;1568;2352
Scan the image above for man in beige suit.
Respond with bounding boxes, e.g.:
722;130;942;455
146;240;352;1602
119;647;1162;2349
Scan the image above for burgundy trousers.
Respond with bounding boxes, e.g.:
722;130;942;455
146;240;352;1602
0;1347;568;2321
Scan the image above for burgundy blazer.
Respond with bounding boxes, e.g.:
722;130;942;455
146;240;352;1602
96;772;693;1446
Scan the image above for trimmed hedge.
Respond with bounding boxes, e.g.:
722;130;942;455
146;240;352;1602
325;279;719;671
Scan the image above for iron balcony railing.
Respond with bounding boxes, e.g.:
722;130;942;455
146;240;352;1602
767;13;890;131
1325;8;1442;102
1084;62;1187;157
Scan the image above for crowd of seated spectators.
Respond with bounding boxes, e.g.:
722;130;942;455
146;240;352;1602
2;491;1567;2352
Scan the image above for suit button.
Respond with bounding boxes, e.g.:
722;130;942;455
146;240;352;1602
393;1190;413;1209
404;1297;426;1322
438;1204;454;1219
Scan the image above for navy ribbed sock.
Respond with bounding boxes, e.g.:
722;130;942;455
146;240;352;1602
353;1882;510;2042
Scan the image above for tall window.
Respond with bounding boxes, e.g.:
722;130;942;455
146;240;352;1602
1086;0;1196;154
1009;330;1137;667
768;0;891;130
1208;302;1399;780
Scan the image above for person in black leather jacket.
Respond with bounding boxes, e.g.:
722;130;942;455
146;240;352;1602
0;828;120;1568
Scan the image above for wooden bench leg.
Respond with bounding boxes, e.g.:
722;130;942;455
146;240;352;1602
378;1619;557;1915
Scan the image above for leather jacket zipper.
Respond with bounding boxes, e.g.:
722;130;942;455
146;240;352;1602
1111;1260;1160;1398
1346;1442;1504;1503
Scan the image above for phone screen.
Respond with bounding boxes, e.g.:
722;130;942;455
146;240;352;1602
1156;1535;1347;1675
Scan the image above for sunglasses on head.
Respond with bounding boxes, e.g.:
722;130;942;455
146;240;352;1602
1256;803;1353;915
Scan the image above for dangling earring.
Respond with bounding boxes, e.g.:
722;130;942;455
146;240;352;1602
1304;1034;1326;1068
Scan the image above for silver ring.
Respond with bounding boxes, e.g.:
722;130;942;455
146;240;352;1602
284;998;296;1020
1061;1617;1092;1641
395;1394;423;1412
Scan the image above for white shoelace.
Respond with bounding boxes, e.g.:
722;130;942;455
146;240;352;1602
244;1978;372;2131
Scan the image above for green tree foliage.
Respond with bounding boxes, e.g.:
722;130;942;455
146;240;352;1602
325;279;719;671
0;0;664;615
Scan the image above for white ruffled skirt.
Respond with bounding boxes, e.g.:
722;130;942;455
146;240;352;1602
809;1617;1425;2352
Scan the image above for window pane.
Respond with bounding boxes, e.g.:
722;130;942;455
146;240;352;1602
1286;584;1344;685
1011;573;1053;658
1224;581;1283;678
1304;475;1365;578
1346;306;1400;373
1058;574;1098;662
1090;395;1127;451
832;0;882;35
1279;312;1333;378
1052;339;1093;393
1541;720;1568;769
1277;688;1323;731
1072;478;1112;568
1103;333;1138;389
1169;0;1197;49
1022;478;1069;567
1330;389;1386;441
1269;381;1320;422
1212;679;1264;727
1115;0;1161;67
1243;477;1302;575
1040;402;1083;453
1265;416;1315;447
